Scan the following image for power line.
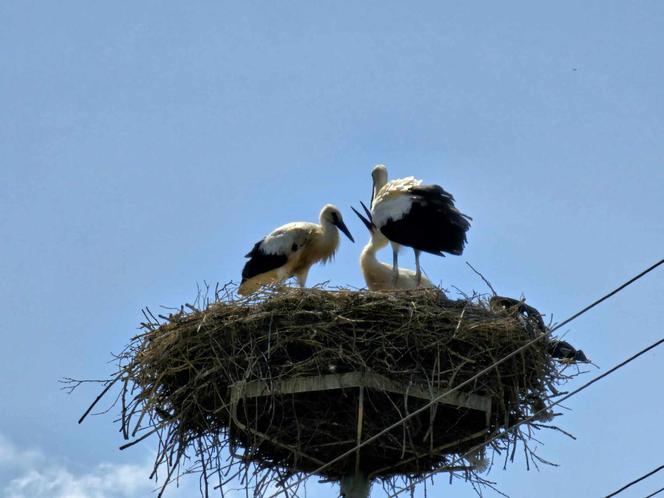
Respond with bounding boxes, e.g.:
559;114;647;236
266;258;664;498
604;465;664;498
645;486;664;498
549;258;663;333
389;336;664;497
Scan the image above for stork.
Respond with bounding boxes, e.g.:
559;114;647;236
238;204;354;296
351;205;436;290
489;296;590;363
369;164;471;285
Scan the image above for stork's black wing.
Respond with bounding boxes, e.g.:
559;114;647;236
241;240;289;283
490;296;590;363
548;340;589;363
379;184;472;256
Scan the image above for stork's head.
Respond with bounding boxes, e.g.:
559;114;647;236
370;164;389;207
320;204;354;242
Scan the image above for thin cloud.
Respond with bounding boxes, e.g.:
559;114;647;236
0;433;310;498
0;433;198;498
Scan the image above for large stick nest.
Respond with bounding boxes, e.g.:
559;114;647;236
79;285;577;497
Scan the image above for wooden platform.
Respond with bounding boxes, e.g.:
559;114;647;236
228;371;492;478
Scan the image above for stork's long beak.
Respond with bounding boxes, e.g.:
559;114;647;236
334;217;355;243
351;206;375;233
360;201;373;222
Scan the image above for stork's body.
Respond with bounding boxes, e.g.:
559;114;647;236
369;165;471;285
239;205;353;296
352;207;435;290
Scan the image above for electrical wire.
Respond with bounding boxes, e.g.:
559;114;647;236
389;336;664;497
604;465;664;498
266;258;664;498
645;486;664;498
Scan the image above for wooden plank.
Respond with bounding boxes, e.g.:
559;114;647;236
230;372;491;416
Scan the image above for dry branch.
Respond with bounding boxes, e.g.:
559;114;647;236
72;284;576;497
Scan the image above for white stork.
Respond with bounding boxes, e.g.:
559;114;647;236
238;204;354;296
368;164;471;285
351;205;436;291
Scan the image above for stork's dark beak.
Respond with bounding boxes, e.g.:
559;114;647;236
360;201;373;222
351;205;375;233
334;217;355;243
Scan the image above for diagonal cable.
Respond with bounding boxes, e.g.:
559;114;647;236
388;336;664;497
268;258;663;497
604;465;664;498
267;257;664;498
645;486;664;498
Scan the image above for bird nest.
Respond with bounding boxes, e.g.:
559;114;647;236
73;285;579;497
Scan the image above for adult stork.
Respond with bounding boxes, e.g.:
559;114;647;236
238;204;354;296
351;205;436;291
368;164;471;285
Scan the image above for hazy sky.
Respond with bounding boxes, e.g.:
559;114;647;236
1;1;663;497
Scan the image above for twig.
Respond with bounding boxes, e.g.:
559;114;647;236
465;262;497;296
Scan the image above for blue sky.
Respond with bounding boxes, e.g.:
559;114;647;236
1;1;663;497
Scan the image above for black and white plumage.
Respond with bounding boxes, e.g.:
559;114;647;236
238;204;354;296
351;205;436;291
368;164;472;285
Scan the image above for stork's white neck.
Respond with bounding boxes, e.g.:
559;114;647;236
320;218;338;234
359;234;388;277
316;218;341;258
360;243;380;281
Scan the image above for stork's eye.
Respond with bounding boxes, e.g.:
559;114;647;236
331;212;339;224
291;244;298;251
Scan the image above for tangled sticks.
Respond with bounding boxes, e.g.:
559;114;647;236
76;286;577;497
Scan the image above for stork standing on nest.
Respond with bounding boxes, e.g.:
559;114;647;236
368;164;471;286
238;204;354;296
351;205;436;290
